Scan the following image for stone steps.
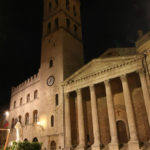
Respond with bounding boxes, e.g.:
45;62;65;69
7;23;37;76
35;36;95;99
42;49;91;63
73;142;150;150
140;142;150;150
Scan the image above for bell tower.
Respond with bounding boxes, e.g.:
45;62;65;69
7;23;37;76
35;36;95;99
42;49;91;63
38;0;84;149
40;0;84;80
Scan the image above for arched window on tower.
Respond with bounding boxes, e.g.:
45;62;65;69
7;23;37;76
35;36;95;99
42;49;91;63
49;2;52;12
25;113;29;125
33;110;38;123
66;0;70;10
34;90;38;99
66;18;70;29
55;18;59;30
73;6;76;16
48;22;51;34
55;94;59;106
27;94;30;103
14;101;16;109
55;0;58;8
51;115;54;127
20;98;22;106
49;59;53;68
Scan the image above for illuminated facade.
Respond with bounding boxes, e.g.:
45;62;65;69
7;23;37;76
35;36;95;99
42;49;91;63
8;0;150;150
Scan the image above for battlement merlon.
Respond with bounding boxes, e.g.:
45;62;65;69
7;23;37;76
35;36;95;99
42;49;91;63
11;73;40;96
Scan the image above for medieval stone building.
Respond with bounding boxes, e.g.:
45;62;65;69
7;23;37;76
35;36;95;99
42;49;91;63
8;0;150;150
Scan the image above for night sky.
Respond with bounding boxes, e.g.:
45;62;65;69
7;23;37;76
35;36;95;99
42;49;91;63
0;0;150;108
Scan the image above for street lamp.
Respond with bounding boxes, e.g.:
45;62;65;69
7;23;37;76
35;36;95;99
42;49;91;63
5;111;9;117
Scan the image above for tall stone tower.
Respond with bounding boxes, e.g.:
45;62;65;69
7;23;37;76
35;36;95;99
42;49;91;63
40;0;84;79
38;0;84;149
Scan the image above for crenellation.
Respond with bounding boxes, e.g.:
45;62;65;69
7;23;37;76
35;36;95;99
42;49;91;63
11;73;40;96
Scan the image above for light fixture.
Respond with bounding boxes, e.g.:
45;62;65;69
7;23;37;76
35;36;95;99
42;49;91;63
5;111;9;117
37;122;41;126
37;121;44;130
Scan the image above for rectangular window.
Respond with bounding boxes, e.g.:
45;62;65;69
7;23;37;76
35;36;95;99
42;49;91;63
56;94;59;106
34;90;38;99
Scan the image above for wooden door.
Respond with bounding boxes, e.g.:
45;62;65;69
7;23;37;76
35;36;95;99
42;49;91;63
117;120;128;144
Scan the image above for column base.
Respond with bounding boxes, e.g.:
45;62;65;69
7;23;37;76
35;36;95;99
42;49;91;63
64;146;73;150
128;141;140;150
76;145;85;150
108;143;119;150
91;144;101;150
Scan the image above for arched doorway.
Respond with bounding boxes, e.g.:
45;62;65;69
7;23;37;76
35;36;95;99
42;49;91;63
116;120;128;144
32;137;38;142
50;141;56;150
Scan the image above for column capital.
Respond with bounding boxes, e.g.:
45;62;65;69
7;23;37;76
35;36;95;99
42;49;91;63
89;84;95;90
137;68;145;75
104;80;110;87
64;92;69;98
76;89;82;95
120;74;127;82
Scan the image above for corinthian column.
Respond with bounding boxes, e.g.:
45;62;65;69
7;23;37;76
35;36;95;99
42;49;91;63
89;85;100;150
64;93;72;150
76;89;85;150
120;75;139;150
138;69;150;126
104;80;119;150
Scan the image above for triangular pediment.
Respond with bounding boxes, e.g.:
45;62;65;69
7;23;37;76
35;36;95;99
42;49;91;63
63;55;139;83
100;47;136;58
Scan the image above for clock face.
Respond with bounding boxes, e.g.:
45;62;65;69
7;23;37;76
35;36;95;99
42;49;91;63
47;76;55;86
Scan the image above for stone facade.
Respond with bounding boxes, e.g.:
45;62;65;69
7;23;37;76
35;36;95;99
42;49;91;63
8;0;150;150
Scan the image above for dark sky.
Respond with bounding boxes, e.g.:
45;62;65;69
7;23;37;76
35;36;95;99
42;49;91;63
0;0;150;108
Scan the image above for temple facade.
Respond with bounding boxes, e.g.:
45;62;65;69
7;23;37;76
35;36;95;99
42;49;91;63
8;0;150;150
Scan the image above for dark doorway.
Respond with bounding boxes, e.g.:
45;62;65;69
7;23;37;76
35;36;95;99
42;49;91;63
24;138;28;142
50;141;56;150
117;120;128;144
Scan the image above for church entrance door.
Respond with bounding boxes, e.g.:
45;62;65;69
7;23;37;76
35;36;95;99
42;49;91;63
50;141;56;150
116;120;128;144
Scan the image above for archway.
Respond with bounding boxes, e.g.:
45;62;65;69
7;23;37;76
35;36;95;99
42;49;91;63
116;120;128;144
50;141;56;150
32;137;38;142
24;138;28;142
